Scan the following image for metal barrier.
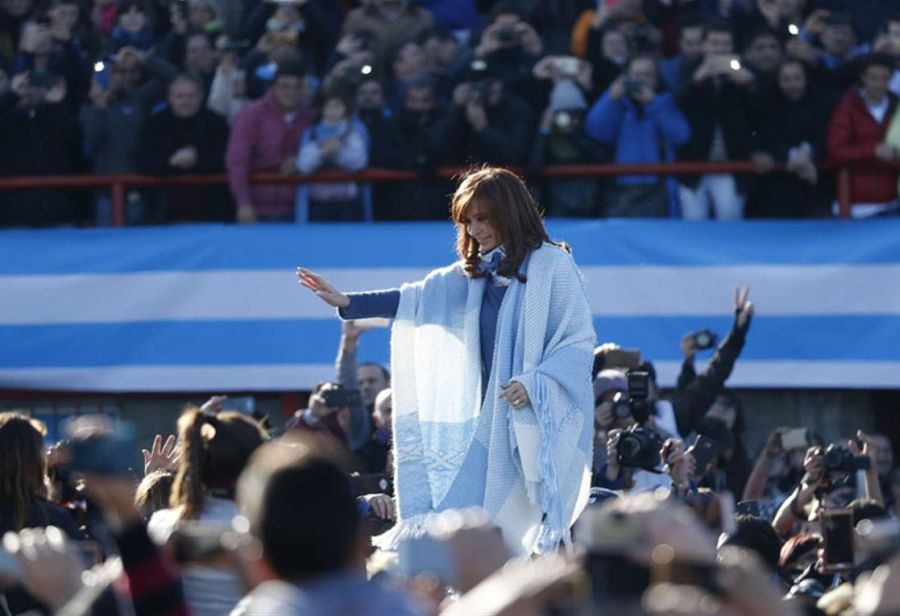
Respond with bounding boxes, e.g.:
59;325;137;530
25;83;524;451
0;161;889;224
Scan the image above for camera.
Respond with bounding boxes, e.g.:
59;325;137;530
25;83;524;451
823;444;870;475
690;329;718;351
624;78;644;97
617;424;664;471
496;27;520;45
614;371;662;471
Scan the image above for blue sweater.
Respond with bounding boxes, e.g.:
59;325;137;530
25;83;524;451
584;91;690;185
341;278;507;394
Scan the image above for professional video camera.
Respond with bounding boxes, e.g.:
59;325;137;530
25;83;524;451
615;371;664;472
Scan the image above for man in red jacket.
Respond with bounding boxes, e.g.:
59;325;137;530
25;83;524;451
827;53;900;217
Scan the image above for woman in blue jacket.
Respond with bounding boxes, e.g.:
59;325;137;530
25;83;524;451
585;54;691;218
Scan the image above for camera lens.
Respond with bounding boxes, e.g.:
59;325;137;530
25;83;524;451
612;392;631;419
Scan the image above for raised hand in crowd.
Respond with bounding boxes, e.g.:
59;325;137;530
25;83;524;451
142;433;179;475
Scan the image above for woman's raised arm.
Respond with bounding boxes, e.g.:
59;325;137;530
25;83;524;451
296;268;351;308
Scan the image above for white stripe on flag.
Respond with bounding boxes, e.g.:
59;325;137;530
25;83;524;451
583;265;900;316
0;269;429;324
2;264;900;325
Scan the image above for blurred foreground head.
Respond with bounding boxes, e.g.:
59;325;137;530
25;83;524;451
237;433;363;580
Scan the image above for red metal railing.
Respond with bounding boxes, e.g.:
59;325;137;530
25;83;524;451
0;161;886;225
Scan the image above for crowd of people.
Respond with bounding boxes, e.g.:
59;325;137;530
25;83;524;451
2;282;900;615
2;0;900;225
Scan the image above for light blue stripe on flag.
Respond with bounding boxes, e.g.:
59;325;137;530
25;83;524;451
0;221;899;391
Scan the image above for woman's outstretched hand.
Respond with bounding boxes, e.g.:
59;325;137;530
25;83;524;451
297;268;350;308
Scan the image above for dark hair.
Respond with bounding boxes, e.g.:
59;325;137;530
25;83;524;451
170;408;267;518
417;25;455;45
450;166;566;282
703;20;733;40
168;72;203;94
859;52;896;75
747;26;780;44
358;361;390;382
720;514;784;572
315;82;355;120
491;0;523;20
117;0;147;15
679;15;705;33
185;29;213;47
237;435;359;580
405;75;436;92
274;60;306;82
0;412;48;530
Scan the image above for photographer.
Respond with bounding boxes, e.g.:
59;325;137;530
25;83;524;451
773;432;884;538
0;70;85;227
594;371;672;494
527;66;608;218
675;21;759;220
79;56;147;225
667;285;755;439
433;60;534;165
472;3;543;105
371;76;452;220
585;54;690;218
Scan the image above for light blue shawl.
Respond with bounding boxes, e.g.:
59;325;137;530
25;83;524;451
378;243;596;554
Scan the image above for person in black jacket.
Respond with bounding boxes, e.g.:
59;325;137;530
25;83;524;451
137;74;230;222
0;71;85;227
747;59;834;218
668;285;755;439
675;21;760;220
370;76;451;220
433;60;535;166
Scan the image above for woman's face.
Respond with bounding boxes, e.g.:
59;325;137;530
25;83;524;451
463;202;501;252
